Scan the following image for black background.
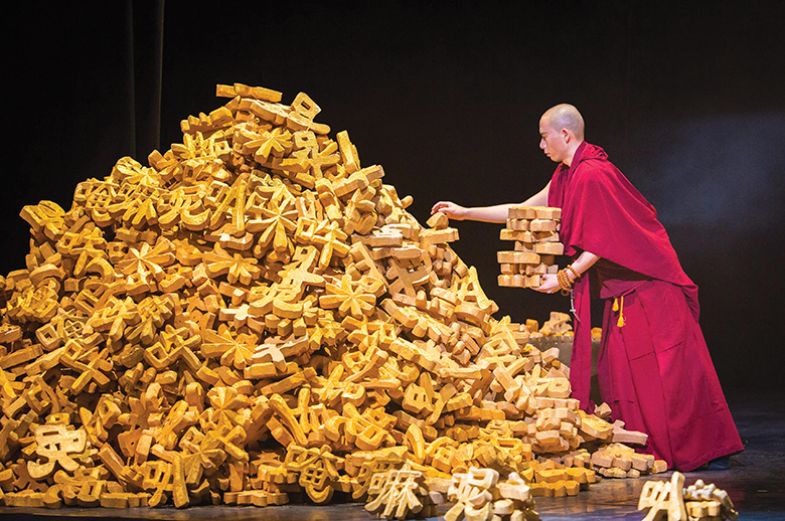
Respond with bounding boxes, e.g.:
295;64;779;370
2;1;784;394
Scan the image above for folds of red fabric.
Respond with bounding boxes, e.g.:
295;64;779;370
546;141;743;468
547;141;700;410
598;280;744;470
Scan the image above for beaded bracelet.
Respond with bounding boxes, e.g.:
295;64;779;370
565;264;581;281
556;269;573;291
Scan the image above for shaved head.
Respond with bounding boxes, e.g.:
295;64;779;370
538;103;585;165
540;103;585;140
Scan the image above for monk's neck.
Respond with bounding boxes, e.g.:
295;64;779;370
561;141;584;167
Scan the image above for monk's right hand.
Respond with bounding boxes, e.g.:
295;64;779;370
430;201;469;221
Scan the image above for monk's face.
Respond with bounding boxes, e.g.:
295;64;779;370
539;117;569;163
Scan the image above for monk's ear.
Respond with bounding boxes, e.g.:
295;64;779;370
561;128;571;143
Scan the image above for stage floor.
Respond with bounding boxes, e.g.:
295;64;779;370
1;391;782;521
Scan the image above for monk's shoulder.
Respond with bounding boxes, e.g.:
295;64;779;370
572;158;617;185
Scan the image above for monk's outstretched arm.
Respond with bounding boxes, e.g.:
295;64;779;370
465;203;523;224
431;182;550;224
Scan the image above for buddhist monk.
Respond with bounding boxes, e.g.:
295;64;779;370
431;103;743;471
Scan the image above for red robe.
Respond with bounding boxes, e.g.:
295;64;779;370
547;141;743;470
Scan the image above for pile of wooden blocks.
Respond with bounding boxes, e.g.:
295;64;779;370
590;443;665;479
585;416;667;478
525;458;595;498
497;206;563;289
0;82;657;510
537;311;572;337
438;467;539;521
682;478;739;520
364;464;442;519
638;472;738;521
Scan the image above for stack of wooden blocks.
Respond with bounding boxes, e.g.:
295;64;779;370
497;206;563;289
0;82;659;511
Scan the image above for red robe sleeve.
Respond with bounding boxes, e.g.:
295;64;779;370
560;162;695;297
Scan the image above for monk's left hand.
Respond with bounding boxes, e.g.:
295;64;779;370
534;274;561;294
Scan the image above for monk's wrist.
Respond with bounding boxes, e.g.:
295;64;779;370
556;269;574;291
565;264;582;282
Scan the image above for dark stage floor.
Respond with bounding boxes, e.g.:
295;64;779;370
2;391;782;521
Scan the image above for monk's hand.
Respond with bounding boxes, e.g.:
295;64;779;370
431;201;468;221
534;274;561;294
